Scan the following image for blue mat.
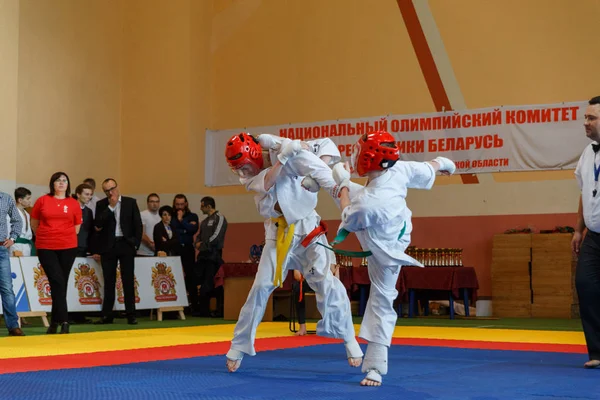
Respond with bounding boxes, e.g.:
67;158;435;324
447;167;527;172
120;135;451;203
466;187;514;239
0;344;597;400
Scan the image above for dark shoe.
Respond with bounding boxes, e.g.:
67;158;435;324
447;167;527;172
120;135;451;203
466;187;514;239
60;322;70;334
69;318;92;325
46;323;59;334
94;317;114;325
8;327;25;336
127;317;138;325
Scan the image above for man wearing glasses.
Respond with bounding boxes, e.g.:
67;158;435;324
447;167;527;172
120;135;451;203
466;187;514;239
93;178;142;325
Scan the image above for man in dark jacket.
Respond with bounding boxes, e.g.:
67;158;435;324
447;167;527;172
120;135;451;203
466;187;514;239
195;197;227;317
171;194;200;313
74;183;94;257
94;178;142;325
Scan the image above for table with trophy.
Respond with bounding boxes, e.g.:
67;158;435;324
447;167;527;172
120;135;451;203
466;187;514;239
215;246;478;321
344;247;478;319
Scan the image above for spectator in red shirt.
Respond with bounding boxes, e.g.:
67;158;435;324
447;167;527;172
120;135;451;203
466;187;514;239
31;172;82;335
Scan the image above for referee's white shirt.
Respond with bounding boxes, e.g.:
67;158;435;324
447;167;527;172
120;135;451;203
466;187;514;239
575;142;600;233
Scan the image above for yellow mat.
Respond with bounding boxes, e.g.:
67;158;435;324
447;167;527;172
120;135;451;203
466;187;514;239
0;322;585;360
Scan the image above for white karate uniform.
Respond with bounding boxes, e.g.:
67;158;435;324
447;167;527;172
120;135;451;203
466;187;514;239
340;161;435;349
261;134;341;167
229;149;357;357
7;209;33;257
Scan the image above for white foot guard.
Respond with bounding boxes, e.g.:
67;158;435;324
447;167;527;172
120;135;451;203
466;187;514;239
345;338;364;367
360;370;382;386
226;349;244;373
360;342;388;386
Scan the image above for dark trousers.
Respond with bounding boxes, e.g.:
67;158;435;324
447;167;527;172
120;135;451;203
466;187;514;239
101;239;136;318
293;279;313;324
197;256;222;316
576;230;600;360
180;245;198;310
37;248;77;324
76;247;87;257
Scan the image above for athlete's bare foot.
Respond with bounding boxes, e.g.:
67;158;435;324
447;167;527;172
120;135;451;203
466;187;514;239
584;359;600;369
345;339;363;367
226;358;242;373
295;324;307;336
360;370;382;386
348;357;362;367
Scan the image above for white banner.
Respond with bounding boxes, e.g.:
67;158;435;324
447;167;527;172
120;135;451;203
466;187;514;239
20;257;53;312
113;257;188;310
67;258;104;312
19;256;188;312
205;101;590;186
130;257;188;308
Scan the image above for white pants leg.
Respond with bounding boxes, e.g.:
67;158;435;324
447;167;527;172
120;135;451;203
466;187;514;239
358;258;400;347
229;234;357;357
230;239;284;356
291;235;356;343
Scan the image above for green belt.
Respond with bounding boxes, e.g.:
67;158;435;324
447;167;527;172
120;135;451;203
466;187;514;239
317;222;406;258
14;237;36;256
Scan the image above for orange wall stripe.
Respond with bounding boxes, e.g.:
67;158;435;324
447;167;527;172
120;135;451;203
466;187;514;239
396;0;479;184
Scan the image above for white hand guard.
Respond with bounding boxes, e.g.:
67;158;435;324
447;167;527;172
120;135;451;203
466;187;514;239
277;139;302;165
432;156;456;175
257;133;281;150
332;162;351;185
301;176;320;193
331;162;351;197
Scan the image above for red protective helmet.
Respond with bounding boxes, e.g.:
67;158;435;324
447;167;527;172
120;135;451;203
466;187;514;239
225;133;264;173
351;131;400;176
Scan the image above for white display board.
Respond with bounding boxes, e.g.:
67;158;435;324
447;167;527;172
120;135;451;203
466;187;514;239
18;256;188;312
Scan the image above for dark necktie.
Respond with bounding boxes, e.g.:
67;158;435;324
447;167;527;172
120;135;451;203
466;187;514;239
592;143;600;153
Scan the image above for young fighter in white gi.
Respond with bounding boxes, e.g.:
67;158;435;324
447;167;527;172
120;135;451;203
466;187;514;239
256;135;341;169
331;130;456;386
224;133;362;373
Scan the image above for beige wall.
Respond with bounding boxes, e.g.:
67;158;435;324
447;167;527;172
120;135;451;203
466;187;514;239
4;0;599;297
16;0;122;187
205;0;596;223
9;0;213;195
190;0;214;193
121;0;193;194
430;0;600;108
211;0;434;130
4;0;598;217
0;0;20;190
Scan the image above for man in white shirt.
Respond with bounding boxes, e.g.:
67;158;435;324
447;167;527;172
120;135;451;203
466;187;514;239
573;96;600;369
8;187;34;257
138;193;161;256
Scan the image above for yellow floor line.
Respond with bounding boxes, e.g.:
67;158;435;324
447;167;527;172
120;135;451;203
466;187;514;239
389;326;585;345
0;323;585;360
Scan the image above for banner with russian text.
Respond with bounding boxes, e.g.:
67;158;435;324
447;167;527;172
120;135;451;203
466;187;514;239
205;101;590;186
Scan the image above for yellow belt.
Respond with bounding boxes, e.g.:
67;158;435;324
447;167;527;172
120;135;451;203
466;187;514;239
271;216;295;287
